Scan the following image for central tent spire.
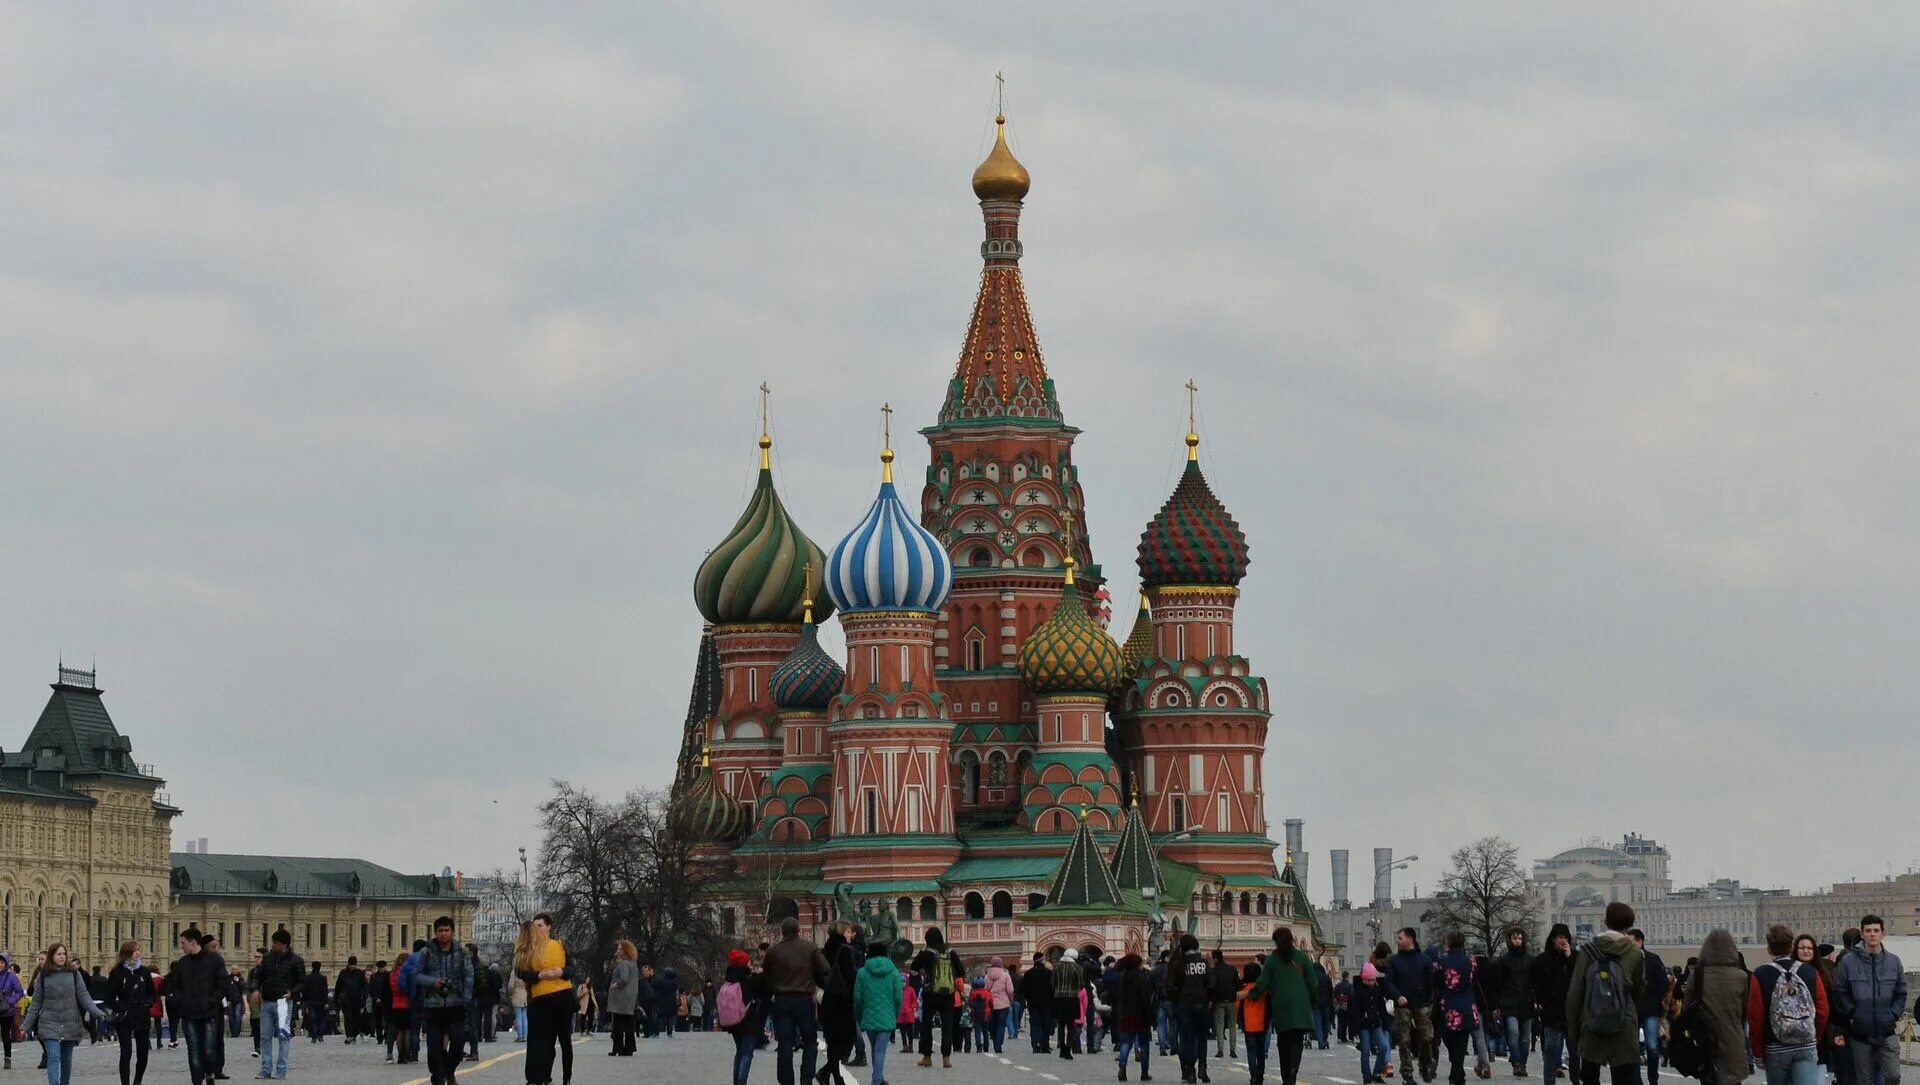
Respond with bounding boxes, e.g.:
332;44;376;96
939;83;1060;426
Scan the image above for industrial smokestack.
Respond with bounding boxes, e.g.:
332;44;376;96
1284;819;1306;897
1373;847;1394;908
1331;849;1350;909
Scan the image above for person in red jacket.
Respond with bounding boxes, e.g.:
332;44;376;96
386;968;415;1065
1747;924;1828;1085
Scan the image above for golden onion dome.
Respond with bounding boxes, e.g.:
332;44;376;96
971;114;1031;201
1018;556;1125;697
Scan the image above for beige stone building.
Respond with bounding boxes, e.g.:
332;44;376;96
169;853;475;968
0;666;179;961
2;666;472;967
1758;873;1920;945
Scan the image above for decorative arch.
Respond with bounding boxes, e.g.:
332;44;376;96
919;897;940;922
963;892;986;920
990;891;1014;919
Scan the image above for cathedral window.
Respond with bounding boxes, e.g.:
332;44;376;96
964;892;986;920
988;752;1007;786
991;891;1014;918
969;548;992;569
1257;894;1269;916
1239;892;1251;915
1171;796;1186;834
864;792;878;834
1026;892;1047;912
920;897;940;921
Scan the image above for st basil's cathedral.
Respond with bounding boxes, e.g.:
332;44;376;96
669;110;1323;961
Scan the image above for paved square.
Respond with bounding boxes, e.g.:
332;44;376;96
25;1029;1384;1085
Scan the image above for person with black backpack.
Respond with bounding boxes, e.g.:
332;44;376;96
1746;924;1827;1085
1532;925;1582;1085
1565;902;1645;1085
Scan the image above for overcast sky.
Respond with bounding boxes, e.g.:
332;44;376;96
3;4;1915;897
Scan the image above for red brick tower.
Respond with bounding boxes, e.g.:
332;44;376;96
820;419;961;881
920;112;1106;822
1119;403;1277;878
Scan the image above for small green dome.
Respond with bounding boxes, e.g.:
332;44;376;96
1018;578;1125;696
673;755;745;844
694;466;832;625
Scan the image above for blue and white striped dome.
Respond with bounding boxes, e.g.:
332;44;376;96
826;470;953;614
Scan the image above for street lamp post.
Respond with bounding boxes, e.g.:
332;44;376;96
1142;830;1196;957
1366;855;1419;951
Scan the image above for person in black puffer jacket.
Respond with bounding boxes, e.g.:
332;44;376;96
1527;924;1580;1085
102;942;158;1085
165;929;229;1085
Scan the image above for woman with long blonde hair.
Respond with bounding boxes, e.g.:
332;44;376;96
514;914;575;1085
21;942;108;1085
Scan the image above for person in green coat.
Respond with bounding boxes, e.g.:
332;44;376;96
1241;927;1319;1085
852;944;904;1085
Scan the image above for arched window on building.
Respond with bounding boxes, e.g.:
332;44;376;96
1026;893;1047;913
767;896;800;924
896;897;913;921
964;892;986;920
991;891;1014;919
920;897;940;922
1171;797;1186;833
961;755;981;804
1239;892;1251;915
988;752;1008;787
1256;893;1269;916
969;547;993;569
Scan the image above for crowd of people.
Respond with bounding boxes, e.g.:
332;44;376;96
2;904;1912;1085
1325;905;1910;1085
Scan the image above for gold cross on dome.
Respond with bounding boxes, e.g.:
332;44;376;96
881;401;893;445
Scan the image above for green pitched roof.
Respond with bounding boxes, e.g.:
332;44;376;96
18;671;154;779
1044;817;1122;908
170;853;472;902
942;856;1061;884
1108;805;1161;893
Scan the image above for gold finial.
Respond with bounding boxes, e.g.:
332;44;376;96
880;402;895;483
1061;508;1079;585
1078;802;1089;820
758;382;773;469
1138;588;1150;611
801;559;815;624
1184;379;1200;461
972;75;1031;201
1285;845;1294;865
701;745;713;769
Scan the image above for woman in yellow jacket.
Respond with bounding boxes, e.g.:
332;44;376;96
515;915;577;1085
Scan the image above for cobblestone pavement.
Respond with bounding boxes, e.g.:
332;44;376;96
24;1029;1446;1085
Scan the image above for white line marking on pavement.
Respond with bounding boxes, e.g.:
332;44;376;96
1040;1074;1060;1081
1328;1077;1359;1083
1016;1064;1033;1072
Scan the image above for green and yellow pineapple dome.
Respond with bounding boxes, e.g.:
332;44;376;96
1018;556;1125;697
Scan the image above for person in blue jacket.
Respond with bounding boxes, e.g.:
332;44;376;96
1832;915;1906;1085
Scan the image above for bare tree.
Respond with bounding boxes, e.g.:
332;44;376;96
1426;836;1538;953
534;781;727;990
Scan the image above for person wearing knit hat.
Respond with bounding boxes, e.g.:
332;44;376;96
718;949;765;1085
1353;962;1394;1084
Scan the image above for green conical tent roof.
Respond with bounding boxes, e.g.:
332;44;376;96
1108;802;1161;894
1046;813;1123;908
674;629;722;793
